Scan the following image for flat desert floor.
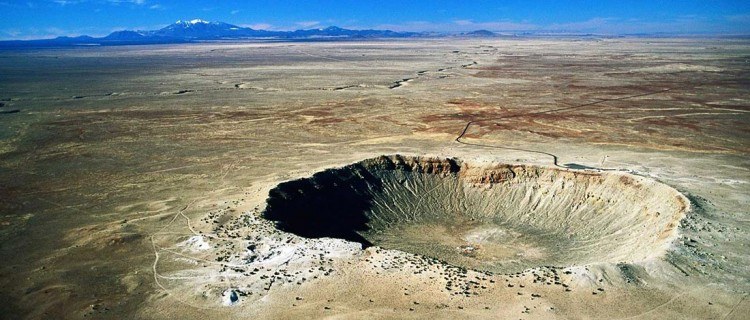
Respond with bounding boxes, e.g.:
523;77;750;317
0;38;748;319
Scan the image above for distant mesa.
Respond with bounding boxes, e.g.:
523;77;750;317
461;30;498;37
103;30;145;41
55;35;95;41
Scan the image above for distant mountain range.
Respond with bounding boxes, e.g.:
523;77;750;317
0;19;446;47
2;21;742;47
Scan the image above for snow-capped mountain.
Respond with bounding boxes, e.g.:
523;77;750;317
148;19;255;39
177;19;212;25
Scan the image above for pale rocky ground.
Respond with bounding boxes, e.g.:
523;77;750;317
0;38;748;319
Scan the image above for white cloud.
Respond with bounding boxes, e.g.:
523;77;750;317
51;0;148;5
545;17;727;34
372;15;750;34
53;0;81;5
295;21;320;28
453;19;538;31
44;26;67;34
547;17;619;32
726;14;750;23
0;26;76;40
2;29;22;37
108;0;145;4
241;23;272;30
376;20;537;32
231;9;240;15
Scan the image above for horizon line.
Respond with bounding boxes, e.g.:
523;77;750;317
3;22;750;42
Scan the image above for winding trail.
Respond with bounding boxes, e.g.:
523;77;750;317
723;294;748;320
612;289;690;320
455;89;672;168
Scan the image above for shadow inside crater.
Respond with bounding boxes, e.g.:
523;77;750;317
262;163;381;248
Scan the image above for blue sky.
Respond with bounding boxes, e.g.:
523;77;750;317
1;0;749;39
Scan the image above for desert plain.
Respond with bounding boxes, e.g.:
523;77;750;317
0;38;748;319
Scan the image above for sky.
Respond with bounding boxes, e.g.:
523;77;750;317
1;0;749;40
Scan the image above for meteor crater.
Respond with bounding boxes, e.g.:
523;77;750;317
263;155;689;273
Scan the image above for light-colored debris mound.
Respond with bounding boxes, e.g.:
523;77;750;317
629;63;723;73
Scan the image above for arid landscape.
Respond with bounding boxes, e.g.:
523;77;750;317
1;38;749;319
